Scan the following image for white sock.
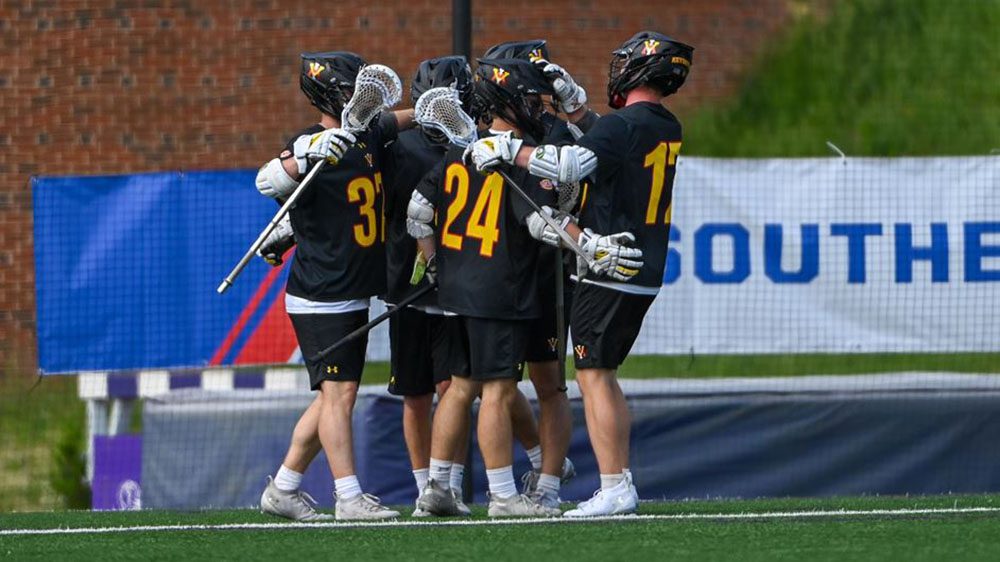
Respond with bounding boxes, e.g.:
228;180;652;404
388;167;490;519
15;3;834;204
274;465;302;492
486;466;518;499
429;458;452;489
538;473;561;496
600;473;624;491
334;475;362;500
449;463;465;492
526;446;543;471
413;468;429;494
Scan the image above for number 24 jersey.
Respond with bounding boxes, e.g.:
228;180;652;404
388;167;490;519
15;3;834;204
415;142;554;320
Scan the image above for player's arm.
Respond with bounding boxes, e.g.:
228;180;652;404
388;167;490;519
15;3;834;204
405;159;446;283
391;108;416;131
535;59;599;129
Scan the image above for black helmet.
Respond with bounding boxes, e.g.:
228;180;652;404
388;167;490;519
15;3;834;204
411;56;474;108
473;58;554;141
300;51;366;117
483;39;549;64
607;31;693;109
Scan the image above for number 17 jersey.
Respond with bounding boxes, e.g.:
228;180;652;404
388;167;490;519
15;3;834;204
576;101;682;291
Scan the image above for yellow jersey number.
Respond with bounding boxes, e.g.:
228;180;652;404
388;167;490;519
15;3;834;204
346;172;385;247
643;141;682;225
440;163;503;257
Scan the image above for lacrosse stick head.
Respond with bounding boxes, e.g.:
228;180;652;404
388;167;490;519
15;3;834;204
556;181;581;213
341;64;403;133
414;87;478;148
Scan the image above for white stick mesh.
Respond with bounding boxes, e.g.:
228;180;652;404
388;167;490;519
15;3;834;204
413;87;478;148
341;64;403;133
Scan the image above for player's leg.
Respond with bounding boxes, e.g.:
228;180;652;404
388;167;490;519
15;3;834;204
260;393;332;521
280;395;323;474
520;284;575;504
295;311;399;520
563;283;653;518
387;307;436;513
419;373;479;515
575;367;630;474
467;318;560;518
525;359;573;506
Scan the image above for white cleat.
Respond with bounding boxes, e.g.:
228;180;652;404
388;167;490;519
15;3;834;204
335;492;400;520
412;499;432;517
528;488;563;511
259;476;334;522
416;479;464;516
452;489;473;516
520;457;578;495
487;493;561;517
563;472;638;518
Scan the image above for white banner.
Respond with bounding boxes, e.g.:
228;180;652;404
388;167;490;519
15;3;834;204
630;156;1000;354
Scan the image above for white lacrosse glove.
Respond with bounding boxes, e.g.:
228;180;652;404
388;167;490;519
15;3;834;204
291;128;357;175
539;60;587;114
526;206;573;248
256;215;295;267
578;228;644;282
463;131;523;173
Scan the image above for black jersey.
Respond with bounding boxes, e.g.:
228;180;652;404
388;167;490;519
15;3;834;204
415;136;554;320
282;116;398;302
577;102;682;289
383;128;448;305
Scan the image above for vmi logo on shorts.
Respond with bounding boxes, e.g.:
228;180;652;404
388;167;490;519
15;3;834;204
547;337;559;352
574;345;587;359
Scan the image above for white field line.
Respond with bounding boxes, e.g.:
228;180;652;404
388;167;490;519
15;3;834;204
2;507;999;537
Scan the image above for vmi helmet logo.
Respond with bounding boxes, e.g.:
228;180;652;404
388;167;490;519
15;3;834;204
574;345;587;359
491;67;510;85
308;62;325;79
529;49;545;63
642;39;661;56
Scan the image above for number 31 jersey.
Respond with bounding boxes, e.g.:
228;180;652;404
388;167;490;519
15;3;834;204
282;118;396;302
415;142;554;320
576;101;682;290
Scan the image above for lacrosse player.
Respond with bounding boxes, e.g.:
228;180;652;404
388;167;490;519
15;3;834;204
382;56;478;516
480;39;600;507
409;57;640;517
465;32;692;516
256;51;413;521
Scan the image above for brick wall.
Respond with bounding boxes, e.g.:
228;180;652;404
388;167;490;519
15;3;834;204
0;0;790;375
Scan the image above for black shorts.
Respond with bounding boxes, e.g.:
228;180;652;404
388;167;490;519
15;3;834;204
289;310;369;390
526;277;574;363
455;316;528;382
388;307;468;396
569;282;655;370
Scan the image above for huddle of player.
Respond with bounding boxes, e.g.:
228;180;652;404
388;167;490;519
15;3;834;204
253;31;693;521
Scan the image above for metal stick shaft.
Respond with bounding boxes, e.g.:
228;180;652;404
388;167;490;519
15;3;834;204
555;250;567;389
310;282;438;362
495;168;593;266
216;160;327;294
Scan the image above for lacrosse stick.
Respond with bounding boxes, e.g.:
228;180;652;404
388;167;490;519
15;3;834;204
217;65;402;294
414;87;478;147
310;282;437;361
494;168;593;268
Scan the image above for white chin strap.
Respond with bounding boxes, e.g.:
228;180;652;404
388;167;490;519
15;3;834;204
527;144;597;185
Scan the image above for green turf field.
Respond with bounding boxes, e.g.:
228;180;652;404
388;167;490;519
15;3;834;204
2;495;1000;561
